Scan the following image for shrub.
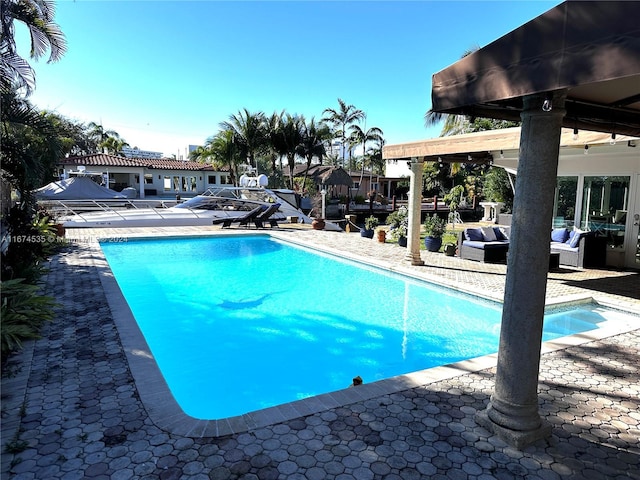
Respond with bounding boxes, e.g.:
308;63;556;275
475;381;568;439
423;214;446;238
364;216;379;231
1;279;57;361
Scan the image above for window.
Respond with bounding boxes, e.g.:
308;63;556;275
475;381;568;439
208;175;217;185
163;176;172;192
581;176;630;248
553;177;578;227
144;174;153;185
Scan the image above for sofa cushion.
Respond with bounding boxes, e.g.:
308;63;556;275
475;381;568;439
464;240;509;250
551;242;579;252
497;227;510;240
481;226;498;241
569;228;586;248
464;228;485;242
551;228;569;243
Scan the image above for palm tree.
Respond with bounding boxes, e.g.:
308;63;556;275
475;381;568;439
322;98;364;170
264;111;285;176
220;108;266;172
87;122;122;154
0;0;67;95
100;136;129;156
207;129;240;186
367;135;386;176
278;114;304;189
297;117;329;189
349;123;383;197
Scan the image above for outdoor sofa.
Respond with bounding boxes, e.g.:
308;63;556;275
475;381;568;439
457;226;606;268
457;226;510;263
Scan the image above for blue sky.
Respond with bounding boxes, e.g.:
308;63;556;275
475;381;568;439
21;0;560;158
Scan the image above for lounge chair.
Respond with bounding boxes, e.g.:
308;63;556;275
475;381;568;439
213;205;266;228
253;203;281;228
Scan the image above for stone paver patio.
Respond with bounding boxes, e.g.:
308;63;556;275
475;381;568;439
2;226;639;479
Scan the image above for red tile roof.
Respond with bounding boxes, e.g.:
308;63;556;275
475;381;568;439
60;154;218;171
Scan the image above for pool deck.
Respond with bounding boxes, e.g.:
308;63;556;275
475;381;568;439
2;225;639;479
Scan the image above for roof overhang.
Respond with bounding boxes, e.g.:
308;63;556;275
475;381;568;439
431;1;640;137
382;127;639;161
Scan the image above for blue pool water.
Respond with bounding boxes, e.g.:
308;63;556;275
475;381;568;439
100;235;621;419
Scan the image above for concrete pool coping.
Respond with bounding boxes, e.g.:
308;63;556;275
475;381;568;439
92;231;640;438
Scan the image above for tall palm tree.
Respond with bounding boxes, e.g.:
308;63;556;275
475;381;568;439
349;123;383;197
220;108;266;172
264;111;285;176
322;98;364;170
279;114;304;189
297;117;328;189
0;0;67;95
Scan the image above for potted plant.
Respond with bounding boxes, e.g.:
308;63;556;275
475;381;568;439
423;214;446;252
360;215;378;238
387;206;408;246
390;222;408;247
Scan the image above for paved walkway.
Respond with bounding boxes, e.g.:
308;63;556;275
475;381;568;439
2;226;639;479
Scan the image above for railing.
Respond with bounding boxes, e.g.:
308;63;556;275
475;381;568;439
38;198;177;220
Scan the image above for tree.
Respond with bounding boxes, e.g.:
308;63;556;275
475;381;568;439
206;129;241;186
322;98;364;170
278;114;303;189
264;111;285;177
297;117;329;189
367;135;386;175
349;123;383;197
87;122;124;154
1;92;63;198
100;136;129;156
0;0;67;95
220;108;266;172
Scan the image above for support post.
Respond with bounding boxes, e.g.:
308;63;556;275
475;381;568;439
476;91;567;448
139;169;145;199
405;157;424;265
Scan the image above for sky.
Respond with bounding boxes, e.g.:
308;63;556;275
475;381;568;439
19;0;561;158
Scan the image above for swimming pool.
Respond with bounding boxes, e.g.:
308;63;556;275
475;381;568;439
100;235;631;420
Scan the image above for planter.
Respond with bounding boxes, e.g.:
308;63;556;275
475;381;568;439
424;236;442;252
377;230;386;243
444;243;456;256
398;236;407;248
360;228;374;239
312;218;325;230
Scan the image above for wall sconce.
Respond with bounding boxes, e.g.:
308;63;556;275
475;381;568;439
573;128;579;141
628;140;636;148
406;161;412;169
584;145;589;155
610;133;617;145
467;155;472;161
499;150;504;159
542;94;553;112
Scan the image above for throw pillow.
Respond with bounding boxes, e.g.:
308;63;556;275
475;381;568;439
551;228;569;243
569;228;585;248
498;227;510;240
464;228;484;242
481;226;498;241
